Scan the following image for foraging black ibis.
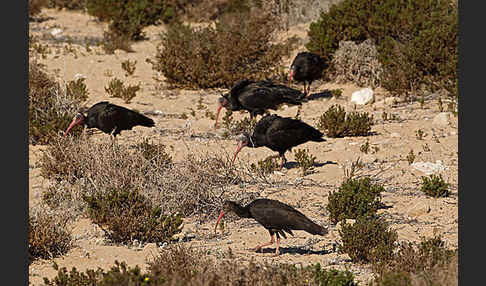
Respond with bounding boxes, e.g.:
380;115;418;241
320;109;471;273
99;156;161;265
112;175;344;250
288;52;327;97
232;114;326;169
214;198;328;256
214;79;305;128
63;101;155;138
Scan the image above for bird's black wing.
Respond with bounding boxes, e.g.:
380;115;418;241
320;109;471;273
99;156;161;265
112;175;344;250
265;117;324;149
239;83;304;110
100;104;154;132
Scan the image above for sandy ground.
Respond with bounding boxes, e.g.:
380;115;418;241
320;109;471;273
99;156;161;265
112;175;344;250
29;9;458;285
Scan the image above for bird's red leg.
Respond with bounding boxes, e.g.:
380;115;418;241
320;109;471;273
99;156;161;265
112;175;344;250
303;82;307;96
274;237;281;257
253;234;275;253
279;154;287;170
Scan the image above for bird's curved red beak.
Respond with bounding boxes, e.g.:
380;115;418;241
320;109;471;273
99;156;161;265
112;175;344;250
232;141;247;165
214;210;225;234
64;116;83;137
287;70;294;86
214;102;223;129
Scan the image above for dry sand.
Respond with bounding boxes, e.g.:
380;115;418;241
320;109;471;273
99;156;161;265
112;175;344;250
29;9;458;285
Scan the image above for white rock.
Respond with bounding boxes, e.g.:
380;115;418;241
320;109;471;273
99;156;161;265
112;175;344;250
50;28;63;38
350;88;374;105
74;73;86;80
411;160;447;175
433;112;453;127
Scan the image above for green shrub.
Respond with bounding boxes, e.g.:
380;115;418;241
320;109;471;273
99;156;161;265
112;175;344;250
310;263;358;286
48;0;87;10
250;155;280;175
327;177;385;224
101;31;134;54
29;210;73;263
29;0;49;17
294;148;316;176
121;59;137;77
86;0;169;40
149;10;295;89
29;60;86;145
372;236;457;286
339;216;398;264
420;174;450;198
135;138;172;164
82;188;183;243
306;0;458;100
104;77;140;104
316;105;373;138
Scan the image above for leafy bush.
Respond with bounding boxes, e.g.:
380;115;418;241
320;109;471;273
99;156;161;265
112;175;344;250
29;209;73;263
339;216;398;264
104;77;140;104
306;0;458;101
250;155;280;175
294;148;316;176
121;59;137;76
327;177;385;224
316;105;373;138
86;0;171;41
310;263;358;286
149;10;295;89
29;59;86;145
48;0;87;10
29;0;49;17
372;236;458;286
83;188;183;243
420;174;450;198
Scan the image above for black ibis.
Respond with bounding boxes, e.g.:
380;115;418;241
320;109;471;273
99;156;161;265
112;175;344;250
214;79;305;128
214;198;328;256
232;114;326;169
288;52;327;97
63;101;155;138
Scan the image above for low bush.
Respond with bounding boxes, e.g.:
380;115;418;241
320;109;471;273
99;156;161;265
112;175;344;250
420;174;450;198
327;177;385;224
339;216;398;264
104;77;140;104
29;0;49;18
29;59;86;145
39;136;240;217
149;9;295;89
48;0;87;10
250;155;280;175
44;244;361;285
372;236;458;286
316;105;373;138
83;188;183;243
294;148;316;176
29;209;73;263
306;0;458;101
121;59;137;77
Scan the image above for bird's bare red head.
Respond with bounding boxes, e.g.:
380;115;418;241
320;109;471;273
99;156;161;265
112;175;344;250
64;113;85;137
214;95;229;129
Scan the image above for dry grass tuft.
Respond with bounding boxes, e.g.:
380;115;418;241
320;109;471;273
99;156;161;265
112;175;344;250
327;39;384;88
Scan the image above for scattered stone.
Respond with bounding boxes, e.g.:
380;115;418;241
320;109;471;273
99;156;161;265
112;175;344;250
50;28;63;38
411;160;447;175
350;88;374;105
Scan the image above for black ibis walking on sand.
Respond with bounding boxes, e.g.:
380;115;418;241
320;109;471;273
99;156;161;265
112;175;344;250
288;52;327;97
214;79;305;128
214;198;328;256
64;101;155;138
231;114;326;169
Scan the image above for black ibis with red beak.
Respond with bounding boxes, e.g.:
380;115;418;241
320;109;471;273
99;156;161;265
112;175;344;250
214;79;305;128
64;101;155;138
288;52;327;97
214;198;328;256
231;114;326;169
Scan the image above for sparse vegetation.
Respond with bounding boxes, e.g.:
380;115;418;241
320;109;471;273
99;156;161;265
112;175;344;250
83;187;183;243
121;59;137;76
104;77;140;103
294;148;317;176
149;9;296;89
29;59;86;145
29;209;73;263
316;105;373;138
406;149;416;165
339;215;398;264
421;174;450;198
327;177;385;224
250;155;280;175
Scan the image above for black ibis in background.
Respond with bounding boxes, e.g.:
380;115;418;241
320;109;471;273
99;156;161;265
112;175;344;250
214;79;305;128
63;101;155;138
232;114;326;169
214;198;328;256
288;52;327;97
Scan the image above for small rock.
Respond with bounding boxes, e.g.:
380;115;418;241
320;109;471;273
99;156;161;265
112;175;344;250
350;88;374;105
411;160;447;175
433;112;453;127
50;28;63;38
